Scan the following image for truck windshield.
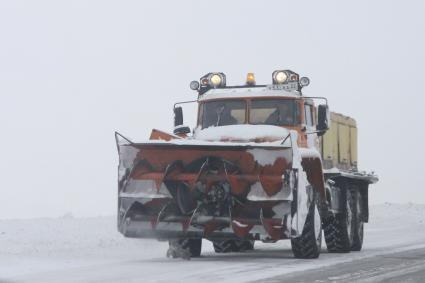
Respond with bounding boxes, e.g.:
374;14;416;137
250;99;299;126
201;100;246;128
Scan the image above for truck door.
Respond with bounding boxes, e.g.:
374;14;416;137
304;103;318;148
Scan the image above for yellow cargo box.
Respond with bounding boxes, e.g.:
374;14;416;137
321;112;357;170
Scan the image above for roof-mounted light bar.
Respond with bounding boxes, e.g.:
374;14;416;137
201;72;226;88
246;72;256;86
271;70;310;91
190;70;309;95
272;70;301;84
190;72;226;94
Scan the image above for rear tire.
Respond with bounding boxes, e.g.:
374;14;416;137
323;188;354;253
234;240;255;251
213;240;254;253
213;240;235;253
291;201;322;259
351;188;364;251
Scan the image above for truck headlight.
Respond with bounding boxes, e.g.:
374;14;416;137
272;70;288;84
209;74;222;87
290;74;299;81
190;80;200;90
201;72;226;88
197;72;227;94
300;77;310;87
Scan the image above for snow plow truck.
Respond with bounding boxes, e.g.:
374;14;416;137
115;70;378;259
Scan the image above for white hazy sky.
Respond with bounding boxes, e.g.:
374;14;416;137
1;0;424;219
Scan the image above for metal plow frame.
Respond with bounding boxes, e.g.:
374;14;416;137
115;132;303;242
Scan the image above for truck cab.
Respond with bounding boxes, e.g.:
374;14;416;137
176;71;329;147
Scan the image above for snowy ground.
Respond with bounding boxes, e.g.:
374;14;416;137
1;203;425;283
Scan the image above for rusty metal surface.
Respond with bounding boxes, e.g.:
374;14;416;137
149;129;180;141
121;142;291;194
116;132;295;240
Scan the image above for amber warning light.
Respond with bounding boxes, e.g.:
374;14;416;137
246;73;256;86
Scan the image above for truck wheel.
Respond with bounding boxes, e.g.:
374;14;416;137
323;189;354;253
213;240;254;253
213;240;236;253
234;240;255;251
167;238;202;259
291;200;322;259
351;188;364;251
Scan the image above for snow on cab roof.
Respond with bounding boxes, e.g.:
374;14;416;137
198;85;301;101
193;124;290;143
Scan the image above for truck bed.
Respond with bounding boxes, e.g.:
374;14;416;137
321;112;357;170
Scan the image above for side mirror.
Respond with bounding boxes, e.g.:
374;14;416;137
174;107;183;127
317;104;330;136
173;107;190;135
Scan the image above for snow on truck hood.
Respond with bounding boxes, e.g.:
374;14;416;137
193;124;290;143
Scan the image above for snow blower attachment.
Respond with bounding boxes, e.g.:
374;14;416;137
116;132;299;242
116;70;378;259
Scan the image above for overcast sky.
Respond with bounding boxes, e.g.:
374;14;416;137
1;0;424;219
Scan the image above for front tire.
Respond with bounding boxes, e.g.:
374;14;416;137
291;201;322;259
167;238;202;259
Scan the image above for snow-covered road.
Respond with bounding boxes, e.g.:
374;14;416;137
1;203;425;283
262;247;425;282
